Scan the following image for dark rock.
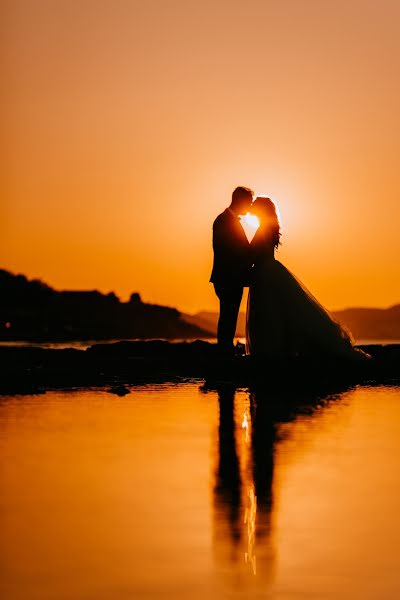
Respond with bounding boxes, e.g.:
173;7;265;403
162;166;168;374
0;341;398;395
107;385;131;396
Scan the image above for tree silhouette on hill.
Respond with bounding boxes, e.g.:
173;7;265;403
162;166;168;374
0;269;208;341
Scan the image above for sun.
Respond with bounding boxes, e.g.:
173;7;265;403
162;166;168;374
240;212;260;242
243;212;260;230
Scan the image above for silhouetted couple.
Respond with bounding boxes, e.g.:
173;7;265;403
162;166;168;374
210;186;367;359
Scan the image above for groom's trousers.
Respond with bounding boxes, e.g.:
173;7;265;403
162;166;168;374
213;283;243;356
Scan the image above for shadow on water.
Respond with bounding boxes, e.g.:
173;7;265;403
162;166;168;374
203;380;351;584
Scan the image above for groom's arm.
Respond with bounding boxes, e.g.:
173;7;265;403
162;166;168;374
214;214;253;250
213;215;254;274
212;218;245;256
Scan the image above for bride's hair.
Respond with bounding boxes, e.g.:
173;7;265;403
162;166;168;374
253;197;281;248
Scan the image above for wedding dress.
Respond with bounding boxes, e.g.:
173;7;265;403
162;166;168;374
246;231;367;359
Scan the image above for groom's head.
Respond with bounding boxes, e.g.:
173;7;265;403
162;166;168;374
230;186;254;215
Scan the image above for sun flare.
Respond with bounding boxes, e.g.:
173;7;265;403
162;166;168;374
240;212;260;243
243;212;260;230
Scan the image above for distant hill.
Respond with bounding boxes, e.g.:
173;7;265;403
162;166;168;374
0;270;209;341
183;305;400;341
333;305;400;340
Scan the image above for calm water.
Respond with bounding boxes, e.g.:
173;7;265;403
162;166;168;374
1;383;400;599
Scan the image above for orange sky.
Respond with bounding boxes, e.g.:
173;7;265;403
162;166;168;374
1;0;399;313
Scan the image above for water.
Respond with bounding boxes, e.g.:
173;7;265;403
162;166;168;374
1;383;400;599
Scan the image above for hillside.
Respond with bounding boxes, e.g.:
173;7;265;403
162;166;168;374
333;305;400;340
0;270;209;341
2;269;398;342
183;305;400;340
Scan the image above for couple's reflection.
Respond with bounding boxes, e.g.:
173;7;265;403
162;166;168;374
214;385;242;544
211;382;349;586
212;384;276;581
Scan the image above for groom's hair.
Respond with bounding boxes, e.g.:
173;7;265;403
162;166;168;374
231;186;254;205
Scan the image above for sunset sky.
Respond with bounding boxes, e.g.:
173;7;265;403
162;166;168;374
2;0;399;313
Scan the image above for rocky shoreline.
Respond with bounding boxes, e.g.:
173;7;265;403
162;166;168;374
0;341;399;395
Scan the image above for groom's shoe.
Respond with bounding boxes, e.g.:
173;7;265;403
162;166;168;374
234;341;246;357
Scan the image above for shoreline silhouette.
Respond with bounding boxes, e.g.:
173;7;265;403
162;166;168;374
0;269;209;342
0;338;398;396
1;269;398;343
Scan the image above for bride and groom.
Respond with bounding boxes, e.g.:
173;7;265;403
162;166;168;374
210;186;365;359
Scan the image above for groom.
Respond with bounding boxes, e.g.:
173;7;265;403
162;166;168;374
210;186;254;356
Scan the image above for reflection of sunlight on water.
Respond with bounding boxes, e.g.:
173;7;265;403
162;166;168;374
241;408;250;443
244;485;257;574
241;397;251;446
241;398;257;575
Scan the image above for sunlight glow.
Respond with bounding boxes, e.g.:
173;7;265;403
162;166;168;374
240;212;260;243
243;212;260;230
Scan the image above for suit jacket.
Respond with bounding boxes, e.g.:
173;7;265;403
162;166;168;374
210;208;251;287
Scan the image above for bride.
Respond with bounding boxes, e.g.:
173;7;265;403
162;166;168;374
246;197;368;359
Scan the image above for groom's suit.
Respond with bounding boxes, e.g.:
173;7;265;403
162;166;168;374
210;208;251;355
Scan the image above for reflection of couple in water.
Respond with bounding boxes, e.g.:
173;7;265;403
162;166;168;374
211;382;348;582
210;186;368;360
212;385;275;580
